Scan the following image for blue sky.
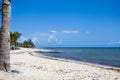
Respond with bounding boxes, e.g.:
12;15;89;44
1;0;120;47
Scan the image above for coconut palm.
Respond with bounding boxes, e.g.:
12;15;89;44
0;0;11;72
10;32;21;47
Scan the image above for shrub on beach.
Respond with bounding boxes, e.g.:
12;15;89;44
0;29;35;48
17;39;35;48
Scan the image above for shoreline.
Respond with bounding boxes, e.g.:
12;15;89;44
11;47;120;71
31;51;120;72
0;47;120;80
38;47;120;68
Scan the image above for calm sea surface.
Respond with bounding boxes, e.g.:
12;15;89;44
39;47;120;67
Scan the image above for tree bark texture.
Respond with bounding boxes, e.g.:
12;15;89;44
0;0;11;72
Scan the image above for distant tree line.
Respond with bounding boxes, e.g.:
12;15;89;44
0;28;35;48
17;39;35;48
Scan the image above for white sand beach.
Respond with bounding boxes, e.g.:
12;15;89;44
0;48;120;80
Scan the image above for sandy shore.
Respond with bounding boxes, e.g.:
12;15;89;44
0;48;120;80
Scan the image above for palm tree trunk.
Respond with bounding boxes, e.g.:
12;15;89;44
0;0;11;72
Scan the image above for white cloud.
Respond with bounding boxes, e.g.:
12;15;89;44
18;36;27;43
30;32;49;44
28;30;80;45
48;31;57;43
48;34;56;43
31;32;48;37
51;30;58;34
107;40;120;45
48;30;62;44
49;30;57;42
62;30;80;34
32;37;40;44
56;39;63;44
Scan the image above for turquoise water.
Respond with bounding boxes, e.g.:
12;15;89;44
39;47;120;67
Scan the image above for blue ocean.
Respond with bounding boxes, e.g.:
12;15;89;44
39;47;120;67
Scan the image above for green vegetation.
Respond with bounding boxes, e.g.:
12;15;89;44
10;32;21;46
0;30;35;48
17;39;35;48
